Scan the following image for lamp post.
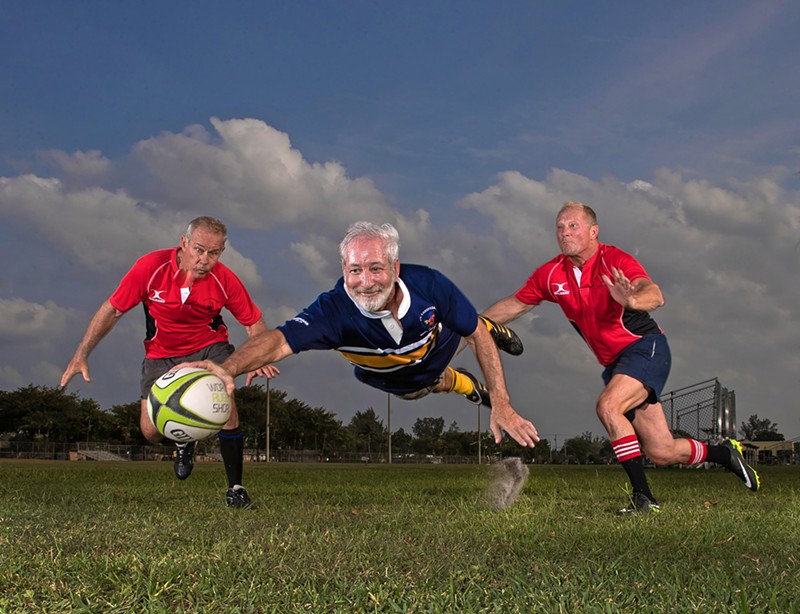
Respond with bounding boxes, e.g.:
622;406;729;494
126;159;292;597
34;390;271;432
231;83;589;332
477;404;482;465
387;393;392;465
265;378;271;463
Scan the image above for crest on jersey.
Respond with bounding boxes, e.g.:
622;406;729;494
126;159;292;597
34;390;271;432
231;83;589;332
420;306;437;330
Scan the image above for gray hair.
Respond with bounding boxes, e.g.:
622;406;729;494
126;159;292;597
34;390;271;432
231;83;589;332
339;221;400;265
185;216;228;243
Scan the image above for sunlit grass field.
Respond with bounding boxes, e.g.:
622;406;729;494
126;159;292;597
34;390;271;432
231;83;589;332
1;460;798;612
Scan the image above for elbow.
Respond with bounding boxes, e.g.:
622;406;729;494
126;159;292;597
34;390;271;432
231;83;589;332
633;290;664;312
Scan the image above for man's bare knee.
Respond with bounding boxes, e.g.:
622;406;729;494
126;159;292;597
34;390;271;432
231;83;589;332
595;397;618;429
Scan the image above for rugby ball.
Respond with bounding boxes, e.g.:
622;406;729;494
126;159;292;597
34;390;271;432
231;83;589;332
148;367;231;442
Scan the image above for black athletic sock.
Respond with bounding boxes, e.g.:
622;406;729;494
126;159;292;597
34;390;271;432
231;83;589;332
620;456;656;503
218;427;244;489
612;435;656;502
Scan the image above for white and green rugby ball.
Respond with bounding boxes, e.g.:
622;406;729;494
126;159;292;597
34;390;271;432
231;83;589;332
148;367;231;442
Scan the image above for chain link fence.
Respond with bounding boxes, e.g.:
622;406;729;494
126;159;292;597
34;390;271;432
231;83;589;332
0;441;490;464
0;441;219;462
662;378;736;442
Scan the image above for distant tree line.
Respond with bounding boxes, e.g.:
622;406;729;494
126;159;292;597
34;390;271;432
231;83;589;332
1;385;783;463
0;384;609;464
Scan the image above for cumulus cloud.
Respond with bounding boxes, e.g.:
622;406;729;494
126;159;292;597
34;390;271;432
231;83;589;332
458;170;567;261
0;118;448;285
289;241;329;284
0;298;70;342
130;118;402;236
38;149;112;186
0;175;177;271
2;116;799;438
0;176;262;287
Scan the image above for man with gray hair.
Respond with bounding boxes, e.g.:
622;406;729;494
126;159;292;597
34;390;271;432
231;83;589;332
186;221;540;448
61;216;278;508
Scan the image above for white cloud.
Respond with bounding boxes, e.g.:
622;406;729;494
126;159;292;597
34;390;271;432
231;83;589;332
2;116;799;438
289;241;329;283
0;174;176;271
38;149;112;182
215;244;263;290
0;300;78;390
0;298;70;341
0;174;263;288
458;170;565;260
131;118;402;237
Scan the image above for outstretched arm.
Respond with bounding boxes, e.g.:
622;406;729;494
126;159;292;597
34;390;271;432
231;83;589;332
465;323;539;447
482;295;534;326
60;300;124;389
242;317;281;383
181;328;295;395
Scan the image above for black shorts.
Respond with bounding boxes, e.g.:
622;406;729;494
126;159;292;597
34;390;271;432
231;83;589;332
139;342;235;399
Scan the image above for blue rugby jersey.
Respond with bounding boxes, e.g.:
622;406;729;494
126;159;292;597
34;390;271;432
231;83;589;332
277;264;479;394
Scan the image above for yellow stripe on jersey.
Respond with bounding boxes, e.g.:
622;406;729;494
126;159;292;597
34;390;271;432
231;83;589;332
338;330;437;372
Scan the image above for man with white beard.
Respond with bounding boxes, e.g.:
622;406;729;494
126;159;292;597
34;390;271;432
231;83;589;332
185;221;540;449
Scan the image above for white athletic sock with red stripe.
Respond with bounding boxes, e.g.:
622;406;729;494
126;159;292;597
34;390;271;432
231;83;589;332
612;434;642;462
687;439;708;465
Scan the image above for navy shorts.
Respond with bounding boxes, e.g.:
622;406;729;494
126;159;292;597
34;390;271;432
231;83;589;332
140;342;235;399
601;334;671;406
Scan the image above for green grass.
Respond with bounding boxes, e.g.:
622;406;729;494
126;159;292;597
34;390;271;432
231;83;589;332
1;461;798;612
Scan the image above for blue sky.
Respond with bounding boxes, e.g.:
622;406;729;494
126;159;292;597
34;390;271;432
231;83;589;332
1;1;799;443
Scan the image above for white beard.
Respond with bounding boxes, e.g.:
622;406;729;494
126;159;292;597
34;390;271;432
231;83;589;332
350;267;398;314
352;282;395;313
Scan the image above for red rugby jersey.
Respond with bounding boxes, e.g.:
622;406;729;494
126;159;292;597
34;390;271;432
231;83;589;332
109;247;262;359
515;244;662;366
